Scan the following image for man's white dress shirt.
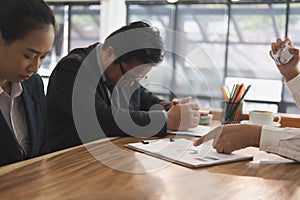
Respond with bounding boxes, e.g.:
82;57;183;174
259;74;300;161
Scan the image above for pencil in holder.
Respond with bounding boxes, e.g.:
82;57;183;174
221;101;243;124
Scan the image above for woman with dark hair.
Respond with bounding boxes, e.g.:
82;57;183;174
0;0;56;166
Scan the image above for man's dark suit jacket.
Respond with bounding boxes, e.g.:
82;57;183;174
0;74;48;166
46;43;172;152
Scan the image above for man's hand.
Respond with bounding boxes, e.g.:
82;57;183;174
270;38;300;81
193;124;262;154
167;96;200;131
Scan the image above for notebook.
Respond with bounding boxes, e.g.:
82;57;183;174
126;138;253;168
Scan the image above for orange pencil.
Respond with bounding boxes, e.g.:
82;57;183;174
221;86;229;101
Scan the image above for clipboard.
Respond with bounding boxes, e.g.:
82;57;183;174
126;138;253;168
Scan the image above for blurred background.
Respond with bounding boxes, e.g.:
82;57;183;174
43;0;300;114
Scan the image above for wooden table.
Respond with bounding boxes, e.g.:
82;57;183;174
0;134;299;200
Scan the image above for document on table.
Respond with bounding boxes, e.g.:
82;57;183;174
126;138;253;168
168;125;217;137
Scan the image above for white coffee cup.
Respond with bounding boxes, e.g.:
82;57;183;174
249;110;281;126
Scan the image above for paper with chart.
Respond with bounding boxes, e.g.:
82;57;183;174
168;125;218;137
126;138;253;168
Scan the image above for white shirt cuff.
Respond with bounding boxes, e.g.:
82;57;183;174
260;126;300;161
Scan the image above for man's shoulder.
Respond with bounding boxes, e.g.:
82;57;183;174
61;42;100;63
51;42;100;75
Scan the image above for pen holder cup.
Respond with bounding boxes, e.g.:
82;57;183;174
221;101;243;124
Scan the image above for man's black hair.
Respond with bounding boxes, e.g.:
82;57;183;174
102;21;164;65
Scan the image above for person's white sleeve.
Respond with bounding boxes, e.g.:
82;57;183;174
260;126;300;161
286;74;300;110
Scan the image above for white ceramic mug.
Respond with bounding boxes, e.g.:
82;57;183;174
249;110;281;125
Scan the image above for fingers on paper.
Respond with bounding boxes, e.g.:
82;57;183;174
214;142;234;154
193;125;223;146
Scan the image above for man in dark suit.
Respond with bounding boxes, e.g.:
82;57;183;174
46;21;200;152
0;74;48;166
